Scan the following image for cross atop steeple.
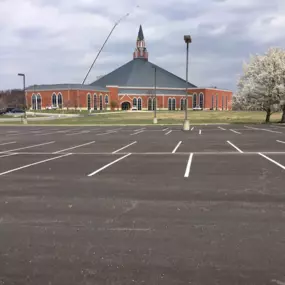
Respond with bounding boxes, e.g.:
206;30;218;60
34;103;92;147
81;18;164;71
133;25;148;60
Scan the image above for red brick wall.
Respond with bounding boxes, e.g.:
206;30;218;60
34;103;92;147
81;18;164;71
26;89;110;109
27;87;232;111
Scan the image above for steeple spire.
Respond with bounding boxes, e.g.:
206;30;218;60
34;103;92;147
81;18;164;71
133;25;148;60
137;25;144;41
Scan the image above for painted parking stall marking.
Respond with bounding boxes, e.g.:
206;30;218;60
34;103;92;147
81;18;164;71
0;141;55;154
227;141;243;153
0;153;18;159
230;129;241;134
259;153;285;171
53;141;96;154
245;126;282;134
112;142;137;154
88;153;132;177
165;130;172;136
130;130;144;136
172;141;182;154
218;127;226;130
0;153;72;177
66;130;91;136
184;153;194;178
0;142;17;146
277;140;285;144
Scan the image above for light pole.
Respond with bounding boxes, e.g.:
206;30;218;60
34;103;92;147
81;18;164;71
153;66;157;124
183;35;192;131
18;73;27;124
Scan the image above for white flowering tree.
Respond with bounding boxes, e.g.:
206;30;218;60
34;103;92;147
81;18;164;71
237;47;285;123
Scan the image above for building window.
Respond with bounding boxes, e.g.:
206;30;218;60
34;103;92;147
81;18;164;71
133;98;137;107
87;93;91;110
138;98;142;110
199;93;204;109
168;98;172;110
94;94;97;110
32;94;37;110
211;95;214;110
226;96;228;110
153;98;156;111
105;95;109;105
99;94;103;110
171;98;176;111
222;96;224;110
36;94;42;110
193;93;197;108
216;95;218;110
180;98;186;111
52;93;57;108
148;98;152;111
58;93;63;109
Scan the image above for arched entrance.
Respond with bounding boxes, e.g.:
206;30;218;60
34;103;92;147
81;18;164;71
122;102;131;111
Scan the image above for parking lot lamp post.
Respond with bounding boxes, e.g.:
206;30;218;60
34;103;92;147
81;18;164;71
18;73;27;124
153;66;157;124
183;35;192;131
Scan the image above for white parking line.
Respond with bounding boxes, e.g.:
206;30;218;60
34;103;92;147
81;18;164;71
53;141;96;154
97;131;117;136
35;130;62;136
88;153;132;177
165;130;172;135
134;128;145;132
245;126;282;133
0;153;18;159
191;127;194;131
184;153;194;178
230;129;241;134
0;142;17;146
163;128;169;131
218;127;226;130
130;130;144;136
227;141;243;153
199;130;202;135
259;153;285;170
172;141;182;153
0;153;72;176
66;131;91;136
0;141;55;154
277;140;285;144
112;141;137;154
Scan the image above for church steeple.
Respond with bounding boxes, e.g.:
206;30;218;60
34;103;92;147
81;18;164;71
133;25;148;60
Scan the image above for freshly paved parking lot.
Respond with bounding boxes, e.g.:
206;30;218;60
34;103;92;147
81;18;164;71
1;124;285;285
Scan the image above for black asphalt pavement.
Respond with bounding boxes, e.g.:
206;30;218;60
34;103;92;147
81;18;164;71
1;124;285;285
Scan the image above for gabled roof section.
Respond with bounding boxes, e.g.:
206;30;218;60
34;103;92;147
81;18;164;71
90;58;196;89
137;25;144;41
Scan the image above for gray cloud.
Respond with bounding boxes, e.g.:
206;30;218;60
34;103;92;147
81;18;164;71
0;0;285;91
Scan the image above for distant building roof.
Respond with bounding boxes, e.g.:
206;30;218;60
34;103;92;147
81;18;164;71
26;84;108;92
90;58;196;89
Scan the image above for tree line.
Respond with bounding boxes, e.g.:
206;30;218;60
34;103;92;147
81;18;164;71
0;90;25;110
235;47;285;123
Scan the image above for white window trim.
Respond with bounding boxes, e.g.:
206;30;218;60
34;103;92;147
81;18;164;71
137;97;142;110
199;92;204;108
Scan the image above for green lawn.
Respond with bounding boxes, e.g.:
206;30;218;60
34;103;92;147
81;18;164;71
1;111;283;125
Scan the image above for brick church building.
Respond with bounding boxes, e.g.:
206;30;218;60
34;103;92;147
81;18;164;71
26;26;232;111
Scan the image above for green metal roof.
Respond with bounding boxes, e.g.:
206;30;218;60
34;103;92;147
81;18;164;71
90;58;196;89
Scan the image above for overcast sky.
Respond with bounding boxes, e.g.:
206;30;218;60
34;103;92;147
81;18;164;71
0;0;285;91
